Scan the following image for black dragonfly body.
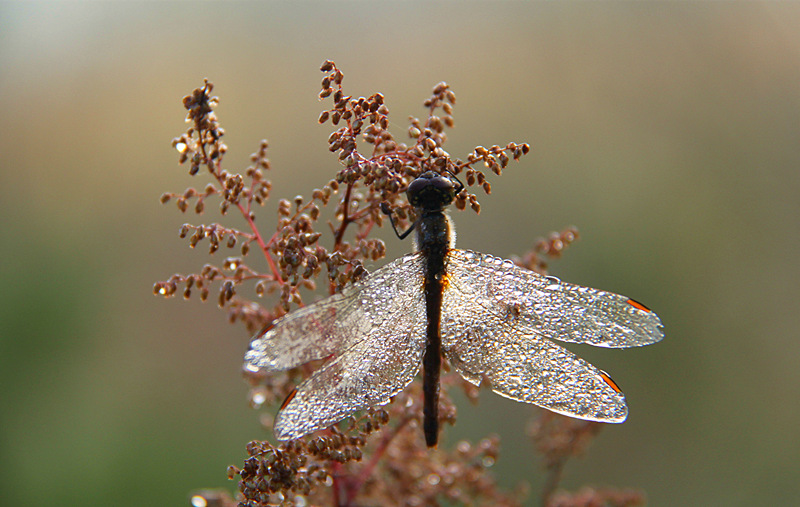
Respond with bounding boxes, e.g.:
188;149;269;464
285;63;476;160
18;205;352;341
244;172;664;447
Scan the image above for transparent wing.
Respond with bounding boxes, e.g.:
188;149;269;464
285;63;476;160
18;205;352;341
444;249;663;348
441;323;627;422
243;252;428;441
244;253;426;372
274;312;426;440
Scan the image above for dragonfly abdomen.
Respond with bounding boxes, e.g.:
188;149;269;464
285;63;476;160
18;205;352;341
418;210;452;448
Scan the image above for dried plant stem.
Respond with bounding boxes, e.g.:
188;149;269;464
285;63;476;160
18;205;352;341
156;61;641;507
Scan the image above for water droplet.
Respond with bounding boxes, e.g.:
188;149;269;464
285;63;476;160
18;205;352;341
190;495;208;507
175;142;188;153
482;456;495;467
250;387;267;408
426;473;441;485
545;276;561;288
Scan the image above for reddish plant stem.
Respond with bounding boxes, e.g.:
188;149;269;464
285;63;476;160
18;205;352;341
196;127;282;286
331;461;343;507
236;200;278;278
333;182;354;247
541;459;566;507
342;415;413;505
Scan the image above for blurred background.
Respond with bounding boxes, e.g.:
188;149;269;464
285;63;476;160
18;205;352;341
2;2;798;505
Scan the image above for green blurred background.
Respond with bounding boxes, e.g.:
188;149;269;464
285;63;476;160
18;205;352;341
2;2;798;505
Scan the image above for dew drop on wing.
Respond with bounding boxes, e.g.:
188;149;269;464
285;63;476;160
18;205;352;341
545;275;561;288
506;373;522;386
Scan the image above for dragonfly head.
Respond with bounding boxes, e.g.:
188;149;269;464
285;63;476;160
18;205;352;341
407;171;457;212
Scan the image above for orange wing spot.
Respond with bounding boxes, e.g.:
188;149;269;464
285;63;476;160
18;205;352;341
599;371;623;393
626;298;651;312
279;388;298;410
441;272;451;291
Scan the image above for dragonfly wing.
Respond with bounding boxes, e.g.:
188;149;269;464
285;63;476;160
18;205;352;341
245;253;425;372
274;296;427;440
441;323;628;422
445;249;663;348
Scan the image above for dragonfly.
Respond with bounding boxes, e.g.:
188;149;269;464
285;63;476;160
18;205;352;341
244;171;664;447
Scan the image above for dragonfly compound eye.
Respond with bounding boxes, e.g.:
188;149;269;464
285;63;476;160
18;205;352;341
407;171;456;211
